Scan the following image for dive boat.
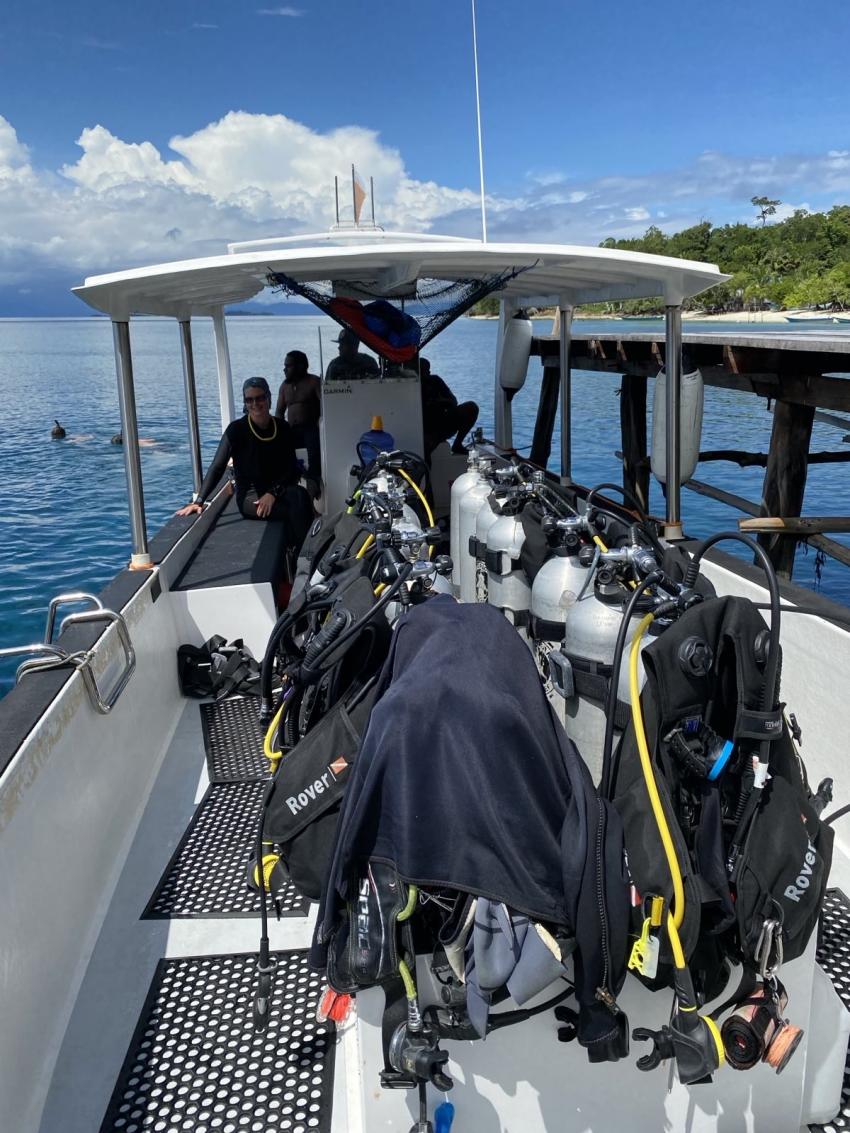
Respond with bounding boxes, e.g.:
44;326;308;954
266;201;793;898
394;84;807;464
2;230;850;1133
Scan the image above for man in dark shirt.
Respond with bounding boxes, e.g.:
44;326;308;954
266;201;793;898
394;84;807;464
177;377;311;546
419;357;479;456
275;350;322;485
324;328;380;381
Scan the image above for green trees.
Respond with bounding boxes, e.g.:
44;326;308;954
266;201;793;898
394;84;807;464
751;196;781;225
596;204;850;313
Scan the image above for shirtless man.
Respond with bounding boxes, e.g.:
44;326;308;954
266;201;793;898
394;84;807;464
275;350;321;484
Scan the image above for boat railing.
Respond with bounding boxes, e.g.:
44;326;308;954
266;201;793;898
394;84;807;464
43;591;103;644
0;597;137;715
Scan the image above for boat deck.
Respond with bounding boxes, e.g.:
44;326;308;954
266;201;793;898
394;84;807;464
38;690;850;1133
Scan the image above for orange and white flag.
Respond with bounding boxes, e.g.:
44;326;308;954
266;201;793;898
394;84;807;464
353;170;367;224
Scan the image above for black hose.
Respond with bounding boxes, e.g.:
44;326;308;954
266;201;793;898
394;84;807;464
600;571;664;799
825;802;850;826
684;533;781;720
587;481;649;522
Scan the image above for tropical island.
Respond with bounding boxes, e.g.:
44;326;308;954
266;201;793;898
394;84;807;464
470;199;850;318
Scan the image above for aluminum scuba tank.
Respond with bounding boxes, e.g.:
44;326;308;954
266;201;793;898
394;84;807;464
473;494;503;602
456;459;495;604
559;570;649;786
529;536;594;709
486;505;532;635
449;446;487;595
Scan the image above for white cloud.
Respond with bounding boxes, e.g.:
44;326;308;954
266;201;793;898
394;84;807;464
0;118;33;183
2;110;850;307
257;6;302;15
62;125;196;192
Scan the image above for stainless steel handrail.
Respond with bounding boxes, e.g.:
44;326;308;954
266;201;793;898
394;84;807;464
44;592;103;644
8;606;136;715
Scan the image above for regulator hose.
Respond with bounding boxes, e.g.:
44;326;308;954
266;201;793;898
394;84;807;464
684;533;781;722
600;571;663;800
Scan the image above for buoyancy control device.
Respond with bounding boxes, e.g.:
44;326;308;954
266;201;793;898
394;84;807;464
604;532;834;1087
249;450;453;1032
310;598;632;1127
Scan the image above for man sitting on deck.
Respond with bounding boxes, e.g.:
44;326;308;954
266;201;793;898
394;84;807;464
419;356;479;457
176;377;312;546
275;350;322;489
324;328;380;381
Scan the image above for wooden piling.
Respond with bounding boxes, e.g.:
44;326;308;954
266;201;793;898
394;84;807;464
620;374;649;511
530;360;560;469
758;400;816;578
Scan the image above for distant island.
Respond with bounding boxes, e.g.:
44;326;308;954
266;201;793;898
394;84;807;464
469;202;850;318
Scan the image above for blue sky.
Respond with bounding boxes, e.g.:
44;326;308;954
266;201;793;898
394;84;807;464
1;0;849;313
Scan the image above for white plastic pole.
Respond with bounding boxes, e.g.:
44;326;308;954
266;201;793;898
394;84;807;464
471;0;488;243
211;308;236;432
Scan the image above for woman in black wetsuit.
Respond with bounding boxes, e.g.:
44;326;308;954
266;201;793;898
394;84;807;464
176;377;312;546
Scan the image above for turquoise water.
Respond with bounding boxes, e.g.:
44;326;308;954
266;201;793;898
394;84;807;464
1;314;849;693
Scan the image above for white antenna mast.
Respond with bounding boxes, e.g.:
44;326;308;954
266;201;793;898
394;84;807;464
471;0;488;242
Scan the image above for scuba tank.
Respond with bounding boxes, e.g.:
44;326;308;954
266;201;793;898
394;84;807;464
473;494;504;602
485;502;532;635
529;533;594;710
456;459;496;604
449;443;487;596
559;571;650;785
358;415;395;466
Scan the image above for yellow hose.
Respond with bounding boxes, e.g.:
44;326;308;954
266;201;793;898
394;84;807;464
346;489;362;515
356;533;375;559
263;696;289;767
593;534;609;553
398;958;417;1000
398;883;418;922
629;614;686;930
399;468;435;558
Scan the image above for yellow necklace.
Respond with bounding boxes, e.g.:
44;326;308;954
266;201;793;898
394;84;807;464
248;415;277;442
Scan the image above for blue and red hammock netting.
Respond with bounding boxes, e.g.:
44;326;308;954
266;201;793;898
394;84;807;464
267;265;530;363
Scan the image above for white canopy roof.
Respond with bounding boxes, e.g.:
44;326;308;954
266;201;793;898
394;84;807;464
73;233;729;319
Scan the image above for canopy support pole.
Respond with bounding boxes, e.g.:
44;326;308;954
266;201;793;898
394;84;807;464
179;319;203;495
664;304;684;540
559;304;573;484
211;307;235;432
112;320;151;568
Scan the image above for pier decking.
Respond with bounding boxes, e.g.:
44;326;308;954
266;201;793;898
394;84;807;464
530;330;850;577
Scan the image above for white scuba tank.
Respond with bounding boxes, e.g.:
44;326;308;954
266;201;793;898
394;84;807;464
486;510;532;635
473;495;503;603
529;544;593;718
651;368;704;483
456;462;495;604
560;589;649;786
450;451;488;595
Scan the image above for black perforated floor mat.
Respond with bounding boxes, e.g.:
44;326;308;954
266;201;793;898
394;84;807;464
143;782;308;919
201;697;269;783
811;889;850;1131
100;950;334;1133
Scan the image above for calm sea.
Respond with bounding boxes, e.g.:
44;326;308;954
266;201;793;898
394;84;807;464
1;314;849;693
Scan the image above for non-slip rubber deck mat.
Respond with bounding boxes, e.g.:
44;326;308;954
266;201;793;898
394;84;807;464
200;697;269;783
143;782;308;919
100;950;334;1133
812;888;850;1132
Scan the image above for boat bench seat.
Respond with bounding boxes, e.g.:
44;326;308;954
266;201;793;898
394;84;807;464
171;497;290;593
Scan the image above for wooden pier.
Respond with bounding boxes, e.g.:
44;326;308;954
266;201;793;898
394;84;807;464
530;330;850;578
